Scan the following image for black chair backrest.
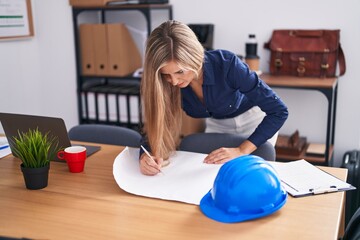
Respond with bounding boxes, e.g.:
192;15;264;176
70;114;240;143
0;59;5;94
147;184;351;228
188;24;214;50
179;133;275;161
68;124;142;147
343;206;360;240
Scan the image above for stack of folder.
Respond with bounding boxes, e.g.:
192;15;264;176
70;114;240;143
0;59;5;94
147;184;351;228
79;23;142;77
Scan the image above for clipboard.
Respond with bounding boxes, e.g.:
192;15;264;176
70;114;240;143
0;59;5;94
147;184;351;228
269;159;356;197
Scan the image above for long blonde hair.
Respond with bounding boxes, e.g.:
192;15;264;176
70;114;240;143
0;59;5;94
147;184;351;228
141;20;204;159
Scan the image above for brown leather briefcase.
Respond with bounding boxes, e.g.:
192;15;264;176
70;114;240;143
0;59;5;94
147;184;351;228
264;29;346;78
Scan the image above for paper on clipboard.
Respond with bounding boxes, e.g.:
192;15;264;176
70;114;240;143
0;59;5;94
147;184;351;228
269;159;355;197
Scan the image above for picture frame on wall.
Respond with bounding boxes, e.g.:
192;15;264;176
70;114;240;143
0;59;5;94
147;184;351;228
0;0;34;40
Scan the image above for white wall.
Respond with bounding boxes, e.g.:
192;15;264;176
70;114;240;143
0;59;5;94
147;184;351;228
0;0;78;127
172;0;360;167
0;0;359;166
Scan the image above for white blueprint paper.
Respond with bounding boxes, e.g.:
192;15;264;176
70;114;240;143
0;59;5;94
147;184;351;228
113;147;222;205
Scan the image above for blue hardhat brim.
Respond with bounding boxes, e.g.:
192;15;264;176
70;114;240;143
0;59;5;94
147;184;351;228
200;189;287;223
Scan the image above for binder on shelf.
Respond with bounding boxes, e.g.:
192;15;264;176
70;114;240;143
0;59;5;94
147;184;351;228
129;95;140;123
97;93;107;121
79;24;96;75
87;92;97;119
106;23;142;77
92;24;109;76
118;95;128;122
126;25;148;61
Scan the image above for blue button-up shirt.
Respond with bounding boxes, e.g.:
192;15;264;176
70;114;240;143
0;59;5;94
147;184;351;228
181;49;288;147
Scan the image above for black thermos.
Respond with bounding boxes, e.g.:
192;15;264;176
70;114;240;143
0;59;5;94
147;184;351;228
245;34;259;71
245;34;258;58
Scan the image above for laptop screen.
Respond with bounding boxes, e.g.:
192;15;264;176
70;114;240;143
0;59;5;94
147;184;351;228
0;112;100;161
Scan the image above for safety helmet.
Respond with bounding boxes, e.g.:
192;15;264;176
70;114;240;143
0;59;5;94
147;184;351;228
200;155;287;223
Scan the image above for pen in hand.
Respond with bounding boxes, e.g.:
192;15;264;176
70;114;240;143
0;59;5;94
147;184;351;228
140;145;163;174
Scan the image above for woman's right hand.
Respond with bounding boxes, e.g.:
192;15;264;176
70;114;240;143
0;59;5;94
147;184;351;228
139;153;163;176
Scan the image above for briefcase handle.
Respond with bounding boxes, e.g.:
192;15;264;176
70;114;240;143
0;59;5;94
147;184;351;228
290;30;323;37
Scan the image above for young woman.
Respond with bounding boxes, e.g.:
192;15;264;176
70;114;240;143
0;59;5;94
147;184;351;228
140;20;288;175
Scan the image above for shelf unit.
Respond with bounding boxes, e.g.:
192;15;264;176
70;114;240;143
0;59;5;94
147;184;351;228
71;4;173;131
261;73;338;166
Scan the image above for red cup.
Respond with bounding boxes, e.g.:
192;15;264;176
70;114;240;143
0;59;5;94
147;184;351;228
57;146;87;173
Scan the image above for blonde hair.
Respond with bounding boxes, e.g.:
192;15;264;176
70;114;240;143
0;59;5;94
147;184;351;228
141;20;204;159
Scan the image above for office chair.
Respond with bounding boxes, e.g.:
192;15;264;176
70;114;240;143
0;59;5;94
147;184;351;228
188;24;214;50
68;124;142;147
179;133;276;161
342;206;360;240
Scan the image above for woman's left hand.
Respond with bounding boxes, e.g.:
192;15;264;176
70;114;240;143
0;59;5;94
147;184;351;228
203;140;257;164
203;147;244;164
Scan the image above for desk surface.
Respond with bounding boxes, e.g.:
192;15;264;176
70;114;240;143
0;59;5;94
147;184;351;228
0;142;346;240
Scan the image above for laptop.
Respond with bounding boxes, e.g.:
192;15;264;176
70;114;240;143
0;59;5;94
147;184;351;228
0;112;101;161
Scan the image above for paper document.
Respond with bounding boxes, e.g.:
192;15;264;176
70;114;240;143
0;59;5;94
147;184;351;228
0;136;11;158
113;147;222;205
269;159;355;197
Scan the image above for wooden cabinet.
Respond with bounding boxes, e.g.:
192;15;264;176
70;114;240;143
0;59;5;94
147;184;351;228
261;73;338;166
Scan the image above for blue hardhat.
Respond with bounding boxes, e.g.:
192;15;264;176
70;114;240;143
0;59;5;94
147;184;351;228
200;155;287;223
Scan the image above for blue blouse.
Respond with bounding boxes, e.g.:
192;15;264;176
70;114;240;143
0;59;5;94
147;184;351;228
181;49;288;147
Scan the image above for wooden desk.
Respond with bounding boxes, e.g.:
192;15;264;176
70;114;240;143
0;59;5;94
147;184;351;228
261;73;338;166
0;143;346;240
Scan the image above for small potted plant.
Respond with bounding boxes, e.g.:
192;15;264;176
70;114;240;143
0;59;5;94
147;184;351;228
11;128;60;190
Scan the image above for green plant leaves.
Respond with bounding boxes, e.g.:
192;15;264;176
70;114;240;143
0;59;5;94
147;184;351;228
11;128;60;168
